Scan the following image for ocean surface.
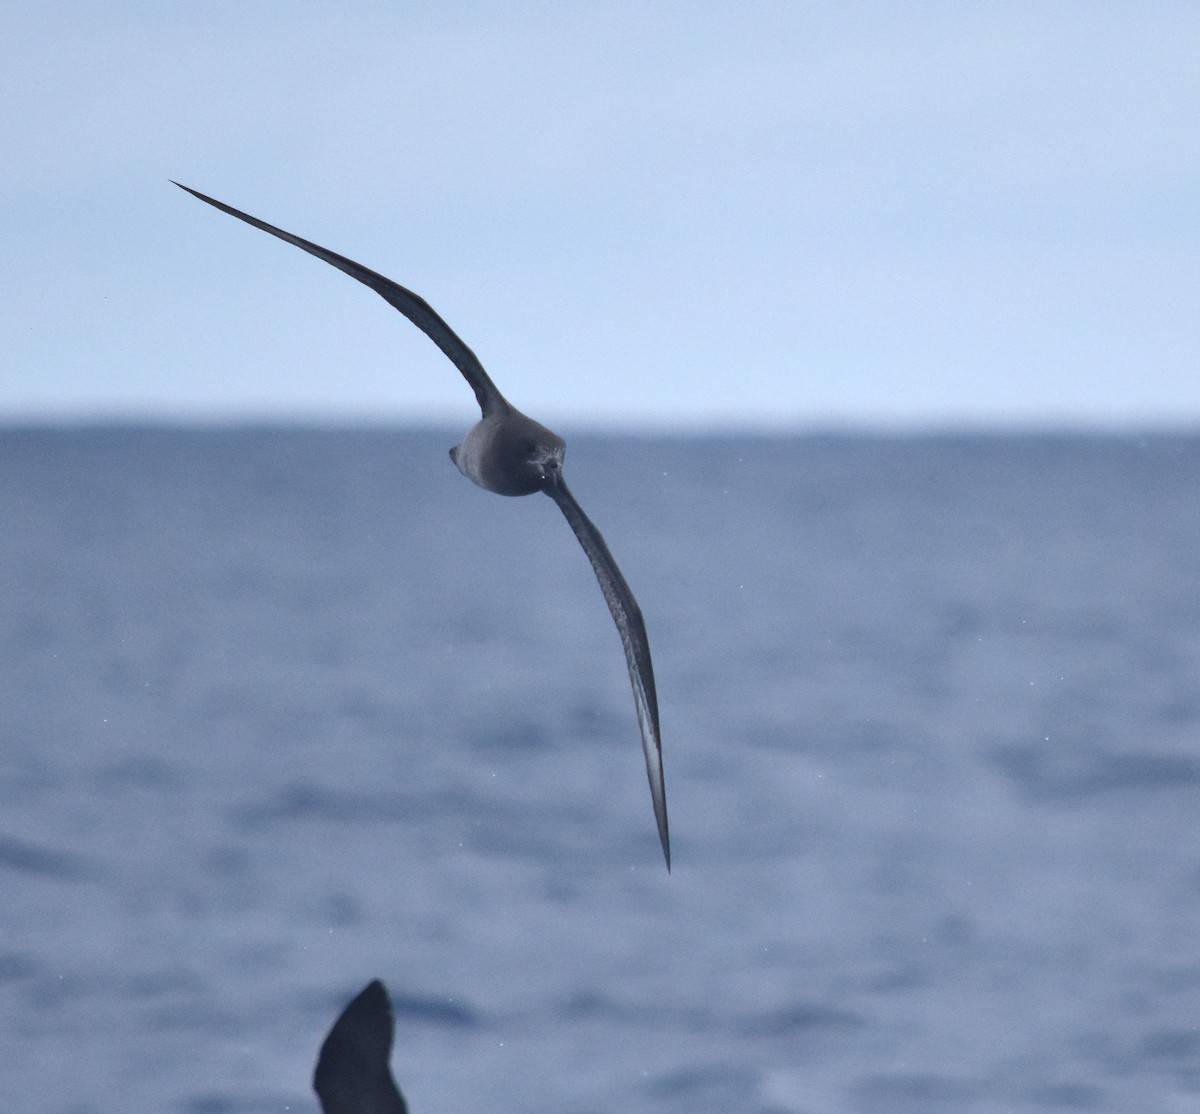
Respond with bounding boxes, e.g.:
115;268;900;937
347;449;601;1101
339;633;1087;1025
2;426;1198;1114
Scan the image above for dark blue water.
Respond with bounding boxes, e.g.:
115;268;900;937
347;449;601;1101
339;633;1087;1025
2;427;1198;1113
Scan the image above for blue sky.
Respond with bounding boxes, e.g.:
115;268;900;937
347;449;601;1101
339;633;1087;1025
4;2;1198;428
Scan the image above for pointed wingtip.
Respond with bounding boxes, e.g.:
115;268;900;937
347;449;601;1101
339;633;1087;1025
170;181;208;203
654;784;671;872
641;710;670;874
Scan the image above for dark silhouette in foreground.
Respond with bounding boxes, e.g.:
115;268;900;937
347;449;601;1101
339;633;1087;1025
173;182;669;869
314;980;408;1114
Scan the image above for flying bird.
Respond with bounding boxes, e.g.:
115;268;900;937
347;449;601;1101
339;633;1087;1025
173;182;670;869
314;980;408;1114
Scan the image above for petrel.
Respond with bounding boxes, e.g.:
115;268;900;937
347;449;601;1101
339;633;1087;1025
314;980;408;1114
173;183;670;869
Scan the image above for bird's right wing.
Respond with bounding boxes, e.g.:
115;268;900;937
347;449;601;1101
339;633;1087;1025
172;182;507;416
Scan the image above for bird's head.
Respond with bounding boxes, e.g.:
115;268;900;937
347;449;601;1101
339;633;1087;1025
501;411;566;494
523;436;564;488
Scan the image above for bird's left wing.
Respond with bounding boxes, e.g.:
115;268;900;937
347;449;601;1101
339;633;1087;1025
172;182;507;416
545;479;670;870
